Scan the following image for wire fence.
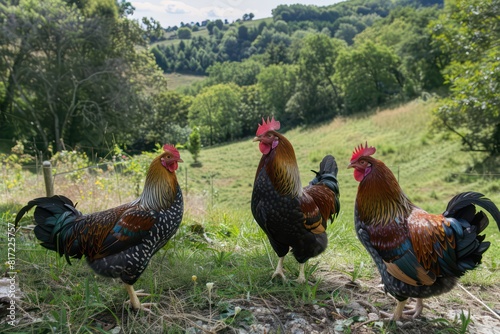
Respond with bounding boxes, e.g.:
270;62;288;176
5;158;221;212
2;154;499;215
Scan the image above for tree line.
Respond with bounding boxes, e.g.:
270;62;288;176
1;0;498;158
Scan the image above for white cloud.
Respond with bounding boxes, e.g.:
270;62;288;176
165;4;190;15
130;0;342;27
131;0;259;27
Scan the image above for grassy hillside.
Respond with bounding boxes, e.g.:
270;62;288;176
186;99;499;216
152;18;273;48
2;99;499;332
165;72;206;90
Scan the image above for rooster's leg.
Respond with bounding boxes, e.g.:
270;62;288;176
124;284;155;311
379;299;408;320
271;257;286;281
392;300;407;320
296;263;306;283
402;298;424;318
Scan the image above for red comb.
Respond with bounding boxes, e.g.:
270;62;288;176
256;117;280;136
163;144;180;159
350;142;376;163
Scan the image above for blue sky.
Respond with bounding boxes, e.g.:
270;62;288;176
129;0;343;27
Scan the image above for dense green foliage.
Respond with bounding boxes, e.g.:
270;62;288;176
2;0;498;157
0;0;169;155
431;0;500;154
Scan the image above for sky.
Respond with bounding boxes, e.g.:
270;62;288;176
129;0;343;28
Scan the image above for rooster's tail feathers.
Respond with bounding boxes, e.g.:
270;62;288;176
15;195;82;264
310;155;339;190
310;155;340;217
319;154;338;177
444;192;500;233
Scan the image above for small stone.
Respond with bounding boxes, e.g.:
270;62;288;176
315;307;327;318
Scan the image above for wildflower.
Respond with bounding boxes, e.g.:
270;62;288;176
192;275;197;283
206;282;214;293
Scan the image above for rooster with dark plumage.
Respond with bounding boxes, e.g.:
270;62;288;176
348;143;500;320
15;144;184;311
251;117;340;283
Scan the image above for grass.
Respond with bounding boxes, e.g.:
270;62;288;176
165;73;207;90
1;98;499;332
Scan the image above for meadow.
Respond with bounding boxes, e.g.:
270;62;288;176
1;99;499;333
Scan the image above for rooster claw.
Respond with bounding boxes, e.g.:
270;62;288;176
380;298;424;321
133;289;151;297
271;257;287;282
271;270;287;282
124;284;156;313
124;300;156;313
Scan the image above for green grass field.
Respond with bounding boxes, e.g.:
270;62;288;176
165;73;206;90
1;99;499;332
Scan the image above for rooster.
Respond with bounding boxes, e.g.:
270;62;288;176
348;143;500;320
251;117;340;283
15;144;184;311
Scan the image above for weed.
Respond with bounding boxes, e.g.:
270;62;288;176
433;310;472;334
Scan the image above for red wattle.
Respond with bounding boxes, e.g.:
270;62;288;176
354;169;364;182
168;161;178;172
259;142;271;155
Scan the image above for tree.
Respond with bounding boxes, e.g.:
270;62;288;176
334;23;358;45
188;127;201;165
355;7;447;94
239;85;266;137
177;27;192;39
188;84;242;145
0;0;164;155
291;34;346;123
136;90;192;149
207;21;215;35
257;64;298;123
431;0;500;154
335;41;401;113
206;60;263;87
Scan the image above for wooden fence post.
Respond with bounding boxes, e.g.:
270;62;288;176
43;161;54;197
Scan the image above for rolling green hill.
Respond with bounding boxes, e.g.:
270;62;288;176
183;98;499;218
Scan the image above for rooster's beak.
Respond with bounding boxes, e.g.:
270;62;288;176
178;158;184;163
253;136;261;142
347;162;353;169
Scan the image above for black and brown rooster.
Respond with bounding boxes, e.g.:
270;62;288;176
15;144;184;311
251;117;340;283
348;143;500;320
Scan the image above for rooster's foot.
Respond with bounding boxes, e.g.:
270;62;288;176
271;269;287;281
124;284;156;312
381;298;424;321
402;298;424;318
295;263;307;284
271;257;287;282
133;289;151;297
124;300;157;313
